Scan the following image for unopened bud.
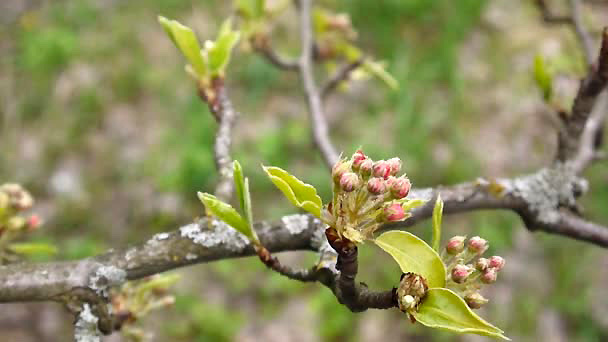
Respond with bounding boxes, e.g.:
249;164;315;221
358;159;373;178
397;272;428;313
475;257;489;272
0;192;8;209
372;160;391;179
7;216;26;231
386;157;402;176
465;292;488;309
451;264;471;284
467;236;488;255
488;256;505;271
339;172;360;192
390;176;411;199
367;177;387;195
332;159;351;184
351;150;367;171
27;215;41;231
383;203;406;222
446;236;466;255
481;268;498;284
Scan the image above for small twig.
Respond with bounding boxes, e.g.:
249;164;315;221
201;78;238;202
569;0;594;66
252;36;300;71
325;228;397;312
321;58;365;99
570;93;608;173
297;0;340;168
557;28;608;163
535;0;573;24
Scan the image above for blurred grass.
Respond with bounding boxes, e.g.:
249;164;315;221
1;0;608;341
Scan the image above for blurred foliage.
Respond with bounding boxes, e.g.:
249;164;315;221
1;0;607;341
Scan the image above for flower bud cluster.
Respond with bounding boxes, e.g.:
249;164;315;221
0;183;42;263
325;150;415;243
442;235;505;310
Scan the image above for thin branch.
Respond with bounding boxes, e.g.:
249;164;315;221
570;93;608;173
297;0;340;168
252;37;300;71
534;0;573;24
201;78;238;202
321;58;365;99
569;0;594;66
557;28;608;163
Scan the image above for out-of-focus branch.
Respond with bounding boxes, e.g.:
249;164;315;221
297;0;339;168
534;0;573;24
199;78;238;202
321;58;365;99
569;0;594;66
252;36;300;71
557;28;608;165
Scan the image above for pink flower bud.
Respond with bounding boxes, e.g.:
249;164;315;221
465;292;488;309
358;159;373;178
488;256;505;271
372;160;391;179
390;176;411;199
475;257;489;271
481;268;497;284
339;172;360;192
351;150;367;171
446;236;466;255
332;159;351;184
383;203;406;222
467;236;488;255
386;157;402;176
451;264;471;284
27;215;41;231
367;177;387;195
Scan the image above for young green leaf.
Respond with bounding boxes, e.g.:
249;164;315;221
236;0;265;19
533;54;553;102
374;231;445;288
232;161;258;244
413;288;509;340
197;192;255;241
158;16;207;76
208;19;240;75
431;194;443;252
8;242;58;256
363;59;399;90
399;198;427;211
262;166;322;218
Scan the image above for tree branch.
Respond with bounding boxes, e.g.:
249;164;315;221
252;35;300;71
569;0;594;66
557;28;608;163
200;78;238;202
297;0;340;168
321;58;365;99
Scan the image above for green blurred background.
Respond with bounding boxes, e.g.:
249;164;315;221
1;0;607;341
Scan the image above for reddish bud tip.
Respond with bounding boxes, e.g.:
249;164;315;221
339;172;360;192
488;256;505;271
467;236;488;255
332;160;351;184
451;264;471;284
351;150;367;171
475;257;489;272
367;177;387;195
465;292;489;309
358;159;373;177
372;160;391;179
27;215;41;231
446;236;466;255
481;268;498;284
383;203;406;222
390;176;411;199
386;157;402;176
